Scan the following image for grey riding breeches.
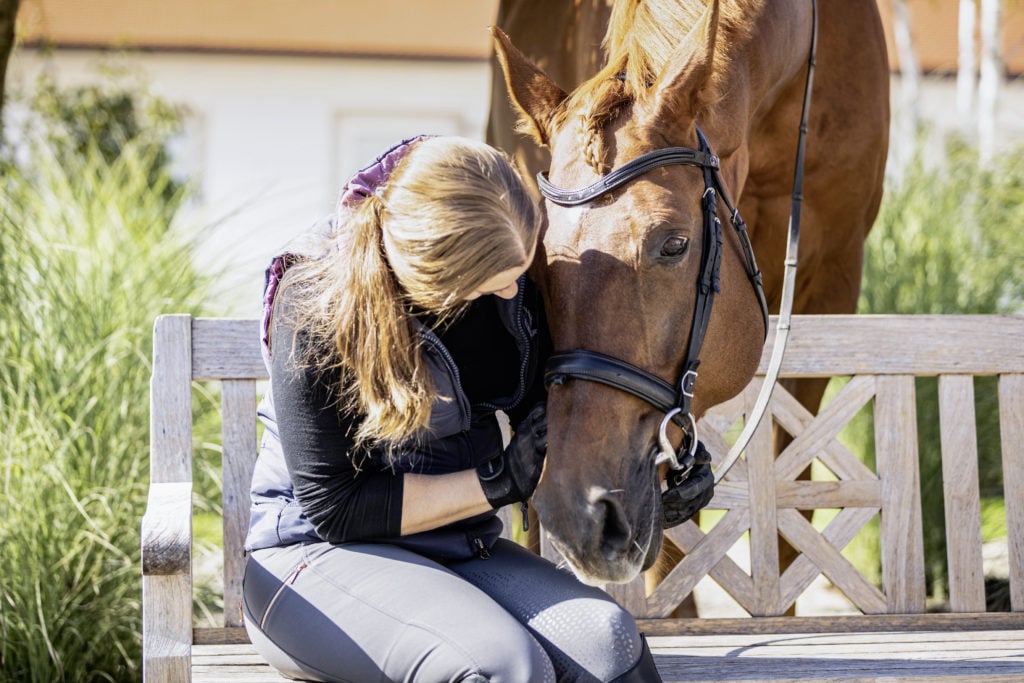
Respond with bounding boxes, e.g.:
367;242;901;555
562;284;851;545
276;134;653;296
242;538;643;682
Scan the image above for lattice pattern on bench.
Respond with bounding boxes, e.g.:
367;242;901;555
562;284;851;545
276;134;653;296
556;316;1024;621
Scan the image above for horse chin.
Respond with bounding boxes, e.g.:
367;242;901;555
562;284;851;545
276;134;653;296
547;511;662;586
553;541;646;586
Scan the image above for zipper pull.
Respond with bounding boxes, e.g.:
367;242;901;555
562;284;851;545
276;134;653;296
521;501;530;532
474;537;491;560
289;563;308;583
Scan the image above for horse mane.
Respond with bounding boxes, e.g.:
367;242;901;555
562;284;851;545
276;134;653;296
554;0;753;173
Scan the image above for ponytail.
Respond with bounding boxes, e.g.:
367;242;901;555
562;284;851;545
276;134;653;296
338;195;434;448
285;194;433;457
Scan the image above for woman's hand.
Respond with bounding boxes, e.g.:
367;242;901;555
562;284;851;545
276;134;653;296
661;441;715;527
398;406;547;536
476;402;547;509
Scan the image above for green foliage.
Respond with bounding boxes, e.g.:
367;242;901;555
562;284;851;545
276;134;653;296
0;77;217;681
26;73;185;205
856;138;1024;603
861;138;1024;316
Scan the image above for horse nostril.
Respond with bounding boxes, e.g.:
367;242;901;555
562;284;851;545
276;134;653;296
596;494;632;560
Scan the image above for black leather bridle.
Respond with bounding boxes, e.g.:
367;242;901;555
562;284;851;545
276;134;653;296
540;124;769;476
539;0;817;488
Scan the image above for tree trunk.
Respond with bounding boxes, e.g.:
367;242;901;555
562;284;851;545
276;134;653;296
957;0;977;129
978;0;1002;163
0;0;19;139
892;0;921;182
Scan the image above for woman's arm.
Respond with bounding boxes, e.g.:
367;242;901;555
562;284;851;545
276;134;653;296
400;471;491;535
270;288;497;542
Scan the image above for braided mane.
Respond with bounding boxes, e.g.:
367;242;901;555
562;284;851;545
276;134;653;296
554;0;751;174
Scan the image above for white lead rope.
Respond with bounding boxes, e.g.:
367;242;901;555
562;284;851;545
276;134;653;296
712;0;817;484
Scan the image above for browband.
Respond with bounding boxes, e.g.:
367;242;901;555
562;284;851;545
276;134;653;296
537;147;720;207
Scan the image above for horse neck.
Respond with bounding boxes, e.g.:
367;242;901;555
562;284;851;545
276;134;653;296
695;0;814;157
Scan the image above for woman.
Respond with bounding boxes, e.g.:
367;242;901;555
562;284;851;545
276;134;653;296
242;136;662;682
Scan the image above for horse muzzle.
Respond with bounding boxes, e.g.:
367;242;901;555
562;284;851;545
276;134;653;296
534;474;661;585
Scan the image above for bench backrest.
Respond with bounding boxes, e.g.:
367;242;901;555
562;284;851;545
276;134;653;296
150;314;1024;641
151;315;264;639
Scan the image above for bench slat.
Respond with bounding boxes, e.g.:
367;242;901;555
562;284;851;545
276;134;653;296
746;381;781;615
191;628;1024;683
221;380;258;628
191;319;265;381
763;315;1024;376
938;374;987;613
151;315;194;483
188;315;1024;381
875;375;926;613
1000;373;1024;612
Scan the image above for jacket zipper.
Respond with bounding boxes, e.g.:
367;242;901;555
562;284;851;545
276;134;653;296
478;282;532;413
473;537;491;559
259;561;307;630
417;328;472;430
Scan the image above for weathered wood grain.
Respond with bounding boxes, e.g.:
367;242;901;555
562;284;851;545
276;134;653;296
772;375;876;482
143;574;192;682
654;509;754;617
151;315;193;483
758;315;1024;376
778;506;880;611
874;375;926;613
745;381;780;615
1000;373;1024;612
141;482;192;576
938;374;986;613
191;318;264;381
145;314;1024;682
220;380;258;628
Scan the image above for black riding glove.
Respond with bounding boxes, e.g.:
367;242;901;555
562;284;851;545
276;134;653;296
477;402;547;509
661;440;715;528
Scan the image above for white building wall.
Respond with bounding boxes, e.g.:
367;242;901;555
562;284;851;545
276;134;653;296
8;49;494;317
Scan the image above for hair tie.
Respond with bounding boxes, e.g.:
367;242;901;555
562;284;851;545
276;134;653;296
337;135;433;211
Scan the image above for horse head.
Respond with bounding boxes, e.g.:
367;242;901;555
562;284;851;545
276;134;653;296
493;0;766;585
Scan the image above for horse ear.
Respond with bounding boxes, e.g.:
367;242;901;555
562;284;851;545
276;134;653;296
491;26;568;147
642;0;720;127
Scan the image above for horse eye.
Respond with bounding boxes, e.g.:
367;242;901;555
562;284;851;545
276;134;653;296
660;235;689;258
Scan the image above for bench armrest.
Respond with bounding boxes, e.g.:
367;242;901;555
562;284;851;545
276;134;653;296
141;482;192;576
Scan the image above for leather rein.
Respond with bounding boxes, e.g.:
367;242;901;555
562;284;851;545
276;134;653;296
540;0;818;483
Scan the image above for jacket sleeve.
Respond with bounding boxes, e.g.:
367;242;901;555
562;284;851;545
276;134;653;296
268;286;405;543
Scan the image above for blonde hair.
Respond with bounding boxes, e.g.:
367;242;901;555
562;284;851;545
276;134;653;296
279;136;540;453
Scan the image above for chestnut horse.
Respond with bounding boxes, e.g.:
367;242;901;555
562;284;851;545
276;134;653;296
491;0;889;585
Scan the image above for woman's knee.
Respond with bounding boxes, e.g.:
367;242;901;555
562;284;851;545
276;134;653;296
591;600;644;676
538;595;643;680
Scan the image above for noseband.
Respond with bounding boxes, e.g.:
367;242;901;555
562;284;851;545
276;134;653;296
541;125;769;475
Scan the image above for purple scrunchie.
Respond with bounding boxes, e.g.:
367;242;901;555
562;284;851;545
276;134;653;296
337;134;432;211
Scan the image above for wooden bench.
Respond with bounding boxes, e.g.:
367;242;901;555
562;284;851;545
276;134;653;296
142;314;1024;682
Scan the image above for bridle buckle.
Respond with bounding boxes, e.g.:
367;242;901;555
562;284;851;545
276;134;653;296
680;369;698;398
